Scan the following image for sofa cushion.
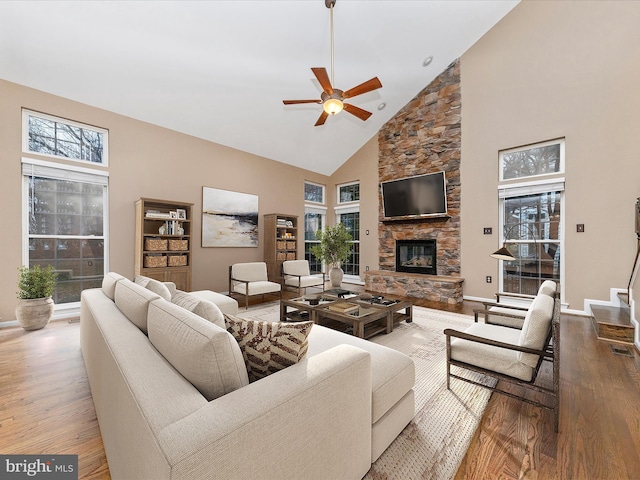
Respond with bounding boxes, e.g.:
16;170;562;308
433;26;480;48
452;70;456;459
224;315;313;382
189;290;239;316
148;300;249;401
114;279;161;334
518;294;554;367
135;275;172;301
172;291;225;329
102;272;125;300
306;325;415;424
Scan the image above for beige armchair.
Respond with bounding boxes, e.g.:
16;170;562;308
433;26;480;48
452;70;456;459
445;289;560;431
229;262;282;309
473;280;558;328
282;260;325;296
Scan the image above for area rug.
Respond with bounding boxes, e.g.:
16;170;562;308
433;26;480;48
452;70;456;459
238;302;495;480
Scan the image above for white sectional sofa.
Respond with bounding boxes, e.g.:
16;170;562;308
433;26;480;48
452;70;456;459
80;273;415;479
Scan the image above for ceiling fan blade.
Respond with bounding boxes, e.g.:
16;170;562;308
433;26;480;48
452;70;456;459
283;99;322;105
315;110;329;126
343;103;372;121
343;77;382;99
312;67;333;94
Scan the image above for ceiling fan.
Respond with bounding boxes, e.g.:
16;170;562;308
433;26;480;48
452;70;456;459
283;0;382;127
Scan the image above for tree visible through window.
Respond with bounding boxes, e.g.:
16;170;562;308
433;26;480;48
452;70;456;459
24;110;107;165
500;140;562;180
502;192;561;295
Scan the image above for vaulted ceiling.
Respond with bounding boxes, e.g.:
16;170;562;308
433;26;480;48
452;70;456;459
0;1;518;175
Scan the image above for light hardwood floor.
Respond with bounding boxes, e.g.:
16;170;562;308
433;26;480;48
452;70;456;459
1;294;639;479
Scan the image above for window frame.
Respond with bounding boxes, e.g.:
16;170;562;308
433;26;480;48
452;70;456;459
304;205;327;275
21;157;109;315
22;109;109;167
335;202;361;281
499;138;564;182
497;137;565;301
337;180;360;204
304;181;325;205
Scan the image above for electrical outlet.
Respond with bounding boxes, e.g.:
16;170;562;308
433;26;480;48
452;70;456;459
366;230;370;235
483;227;492;235
577;224;585;233
366;266;369;271
486;276;492;283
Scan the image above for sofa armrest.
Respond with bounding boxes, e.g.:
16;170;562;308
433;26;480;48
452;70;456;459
158;344;373;480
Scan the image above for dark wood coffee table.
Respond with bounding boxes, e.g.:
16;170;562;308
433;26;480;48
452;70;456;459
281;294;412;340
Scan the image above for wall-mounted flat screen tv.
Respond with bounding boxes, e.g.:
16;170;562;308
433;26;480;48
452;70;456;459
381;171;447;220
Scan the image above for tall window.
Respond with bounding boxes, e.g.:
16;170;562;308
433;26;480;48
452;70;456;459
22;111;109;311
304;181;326;274
336;181;360;278
23;161;108;306
498;139;564;296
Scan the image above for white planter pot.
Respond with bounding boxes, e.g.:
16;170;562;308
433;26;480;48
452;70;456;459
329;266;344;288
15;297;54;331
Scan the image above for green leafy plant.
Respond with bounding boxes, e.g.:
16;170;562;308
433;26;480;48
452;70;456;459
310;223;353;267
17;265;57;300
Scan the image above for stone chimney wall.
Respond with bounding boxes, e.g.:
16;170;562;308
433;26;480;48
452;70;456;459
378;59;461;277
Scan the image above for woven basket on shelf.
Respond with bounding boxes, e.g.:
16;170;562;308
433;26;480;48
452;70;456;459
145;238;168;251
168;239;188;251
144;255;167;268
286;253;296;260
168;255;187;267
286;241;296;250
276;241;286;250
276;252;286;261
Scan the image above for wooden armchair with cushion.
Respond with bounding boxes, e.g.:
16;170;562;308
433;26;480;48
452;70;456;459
229;262;282;309
473;280;558;328
445;289;560;431
282;260;325;296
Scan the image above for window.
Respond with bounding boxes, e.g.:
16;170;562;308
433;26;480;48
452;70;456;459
304;209;325;274
500;191;562;295
23;110;108;165
304;181;325;204
23;160;108;308
500;138;564;181
337;211;360;276
338;182;359;203
336;181;360;278
498;139;564;297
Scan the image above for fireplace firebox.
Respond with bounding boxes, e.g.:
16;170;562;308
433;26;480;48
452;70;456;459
395;239;437;275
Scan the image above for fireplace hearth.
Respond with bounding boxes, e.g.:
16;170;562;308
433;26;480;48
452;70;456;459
396;239;436;275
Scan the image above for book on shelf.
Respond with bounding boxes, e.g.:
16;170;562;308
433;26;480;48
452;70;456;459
328;302;359;314
146;210;172;219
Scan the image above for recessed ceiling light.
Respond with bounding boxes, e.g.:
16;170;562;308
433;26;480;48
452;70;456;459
377;102;386;111
422;56;433;67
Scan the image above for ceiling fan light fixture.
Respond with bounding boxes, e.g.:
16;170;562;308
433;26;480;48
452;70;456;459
323;97;344;115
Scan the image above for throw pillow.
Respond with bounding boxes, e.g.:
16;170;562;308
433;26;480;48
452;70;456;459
172;291;225;329
134;275;172;301
224;315;313;382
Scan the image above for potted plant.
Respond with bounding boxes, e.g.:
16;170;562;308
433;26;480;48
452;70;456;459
16;265;57;331
310;223;353;287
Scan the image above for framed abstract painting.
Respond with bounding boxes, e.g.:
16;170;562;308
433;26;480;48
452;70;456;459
202;186;259;247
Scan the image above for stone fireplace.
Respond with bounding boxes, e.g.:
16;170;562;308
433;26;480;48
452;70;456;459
396;239;436;275
363;59;464;304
